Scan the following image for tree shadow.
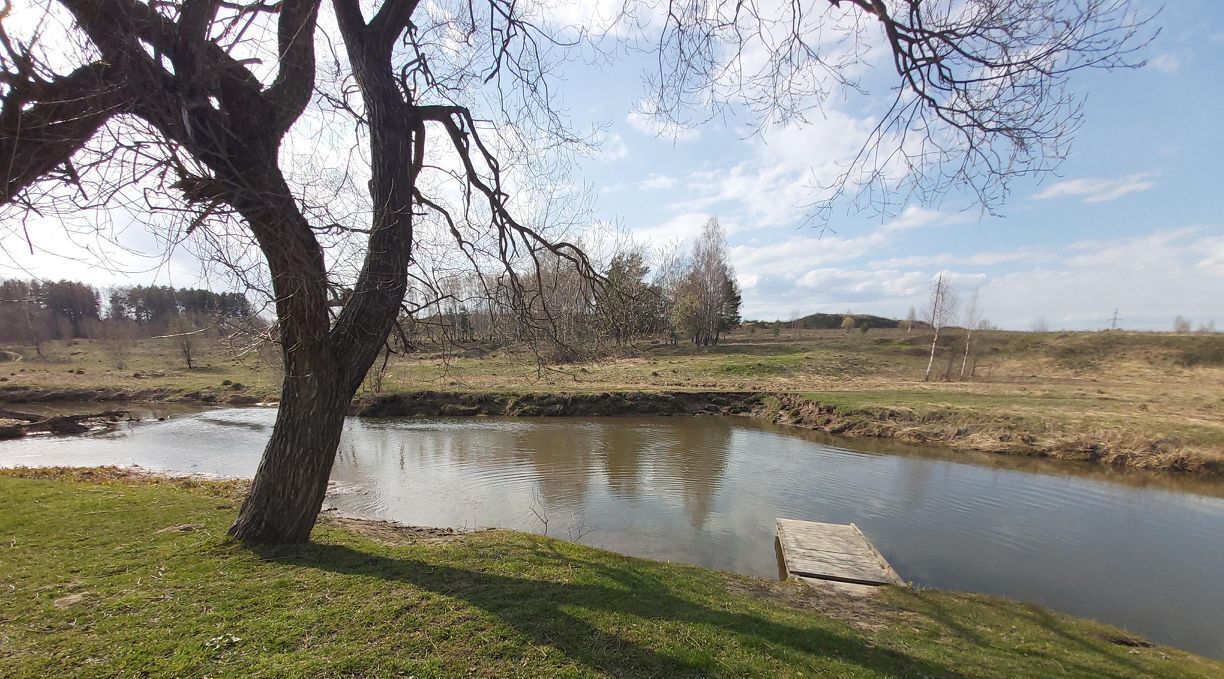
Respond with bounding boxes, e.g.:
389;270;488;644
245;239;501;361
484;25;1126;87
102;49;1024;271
259;541;974;677
888;589;1155;679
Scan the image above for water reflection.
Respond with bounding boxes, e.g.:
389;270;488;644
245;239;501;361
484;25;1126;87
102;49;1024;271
2;408;1223;659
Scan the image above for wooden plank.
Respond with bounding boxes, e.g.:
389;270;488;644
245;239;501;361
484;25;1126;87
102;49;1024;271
776;518;904;587
849;523;904;586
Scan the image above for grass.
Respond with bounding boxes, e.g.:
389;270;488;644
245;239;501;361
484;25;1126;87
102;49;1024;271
2;469;1220;678
0;336;282;402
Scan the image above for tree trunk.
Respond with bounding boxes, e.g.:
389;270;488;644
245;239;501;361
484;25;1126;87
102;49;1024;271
923;327;940;382
220;165;355;545
959;328;973;379
229;362;350;544
23;300;42;358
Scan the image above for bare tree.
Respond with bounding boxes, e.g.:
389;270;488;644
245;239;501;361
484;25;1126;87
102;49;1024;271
646;0;1152;218
1174;316;1192;333
923;273;957;382
1;0;600;543
0;0;1151;543
960;289;982;379
904;306;917;335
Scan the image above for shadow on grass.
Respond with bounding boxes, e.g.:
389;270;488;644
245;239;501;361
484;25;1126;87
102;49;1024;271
887;589;1154;679
258;541;972;678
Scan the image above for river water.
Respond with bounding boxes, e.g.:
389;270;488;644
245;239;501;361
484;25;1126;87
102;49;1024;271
2;407;1222;658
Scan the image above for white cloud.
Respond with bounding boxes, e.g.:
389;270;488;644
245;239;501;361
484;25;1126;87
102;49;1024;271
625;110;701;142
639;173;678;191
668;111;879;227
879;206;968;233
727;208;961;283
869;248;1049;269
795;267;930;298
1032;173;1157;203
628;212;718;247
1147;53;1182;73
733;225;1224;330
533;0;666;37
0;212;208;289
598;132;630;162
625;97;703;142
974;229;1223;330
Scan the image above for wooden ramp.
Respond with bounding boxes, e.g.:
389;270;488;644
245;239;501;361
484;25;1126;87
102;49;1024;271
775;519;904;587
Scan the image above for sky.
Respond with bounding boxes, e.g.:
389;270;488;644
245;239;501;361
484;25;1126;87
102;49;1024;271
2;0;1222;330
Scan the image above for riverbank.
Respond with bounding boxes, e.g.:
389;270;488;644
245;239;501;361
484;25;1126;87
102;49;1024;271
352;389;1224;475
2;329;1222;475
2;468;1218;677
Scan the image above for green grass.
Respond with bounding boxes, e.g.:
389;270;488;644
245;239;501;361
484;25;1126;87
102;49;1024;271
2;471;1220;678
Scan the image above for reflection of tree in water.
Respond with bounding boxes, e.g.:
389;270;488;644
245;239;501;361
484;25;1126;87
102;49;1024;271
512;423;599;510
657;419;733;530
598;423;650;501
897;456;936;515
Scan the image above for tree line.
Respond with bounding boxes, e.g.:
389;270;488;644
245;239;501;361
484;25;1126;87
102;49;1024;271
0;279;254;349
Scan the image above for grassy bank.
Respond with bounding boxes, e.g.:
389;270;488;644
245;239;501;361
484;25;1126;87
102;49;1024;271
1;469;1219;678
2;329;1222;473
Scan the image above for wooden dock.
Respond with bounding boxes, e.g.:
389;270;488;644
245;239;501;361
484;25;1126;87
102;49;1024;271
775;519;904;587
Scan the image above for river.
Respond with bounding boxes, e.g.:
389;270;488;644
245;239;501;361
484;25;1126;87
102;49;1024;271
2;407;1222;658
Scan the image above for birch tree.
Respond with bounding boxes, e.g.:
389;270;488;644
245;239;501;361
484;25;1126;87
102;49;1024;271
923;273;957;382
960;289;982;379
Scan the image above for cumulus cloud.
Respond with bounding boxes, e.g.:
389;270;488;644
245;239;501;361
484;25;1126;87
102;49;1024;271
1032;173;1157;203
670;112;874;226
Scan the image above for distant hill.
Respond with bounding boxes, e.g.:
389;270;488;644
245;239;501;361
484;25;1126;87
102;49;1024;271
751;312;928;330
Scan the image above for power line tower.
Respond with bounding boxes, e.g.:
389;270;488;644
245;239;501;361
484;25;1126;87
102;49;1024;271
1109;308;1121;330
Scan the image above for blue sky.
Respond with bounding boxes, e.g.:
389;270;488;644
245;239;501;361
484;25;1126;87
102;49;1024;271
1;0;1220;330
557;0;1224;329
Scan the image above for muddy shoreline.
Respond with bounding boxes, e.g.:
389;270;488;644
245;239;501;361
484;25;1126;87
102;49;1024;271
2;384;1220;476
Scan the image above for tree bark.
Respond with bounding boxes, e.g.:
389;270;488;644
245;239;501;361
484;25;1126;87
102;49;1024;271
228;364;349;543
959;327;973;379
923;326;940;382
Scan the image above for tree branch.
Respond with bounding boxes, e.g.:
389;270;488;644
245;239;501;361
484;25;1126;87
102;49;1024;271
263;0;323;135
0;62;125;204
